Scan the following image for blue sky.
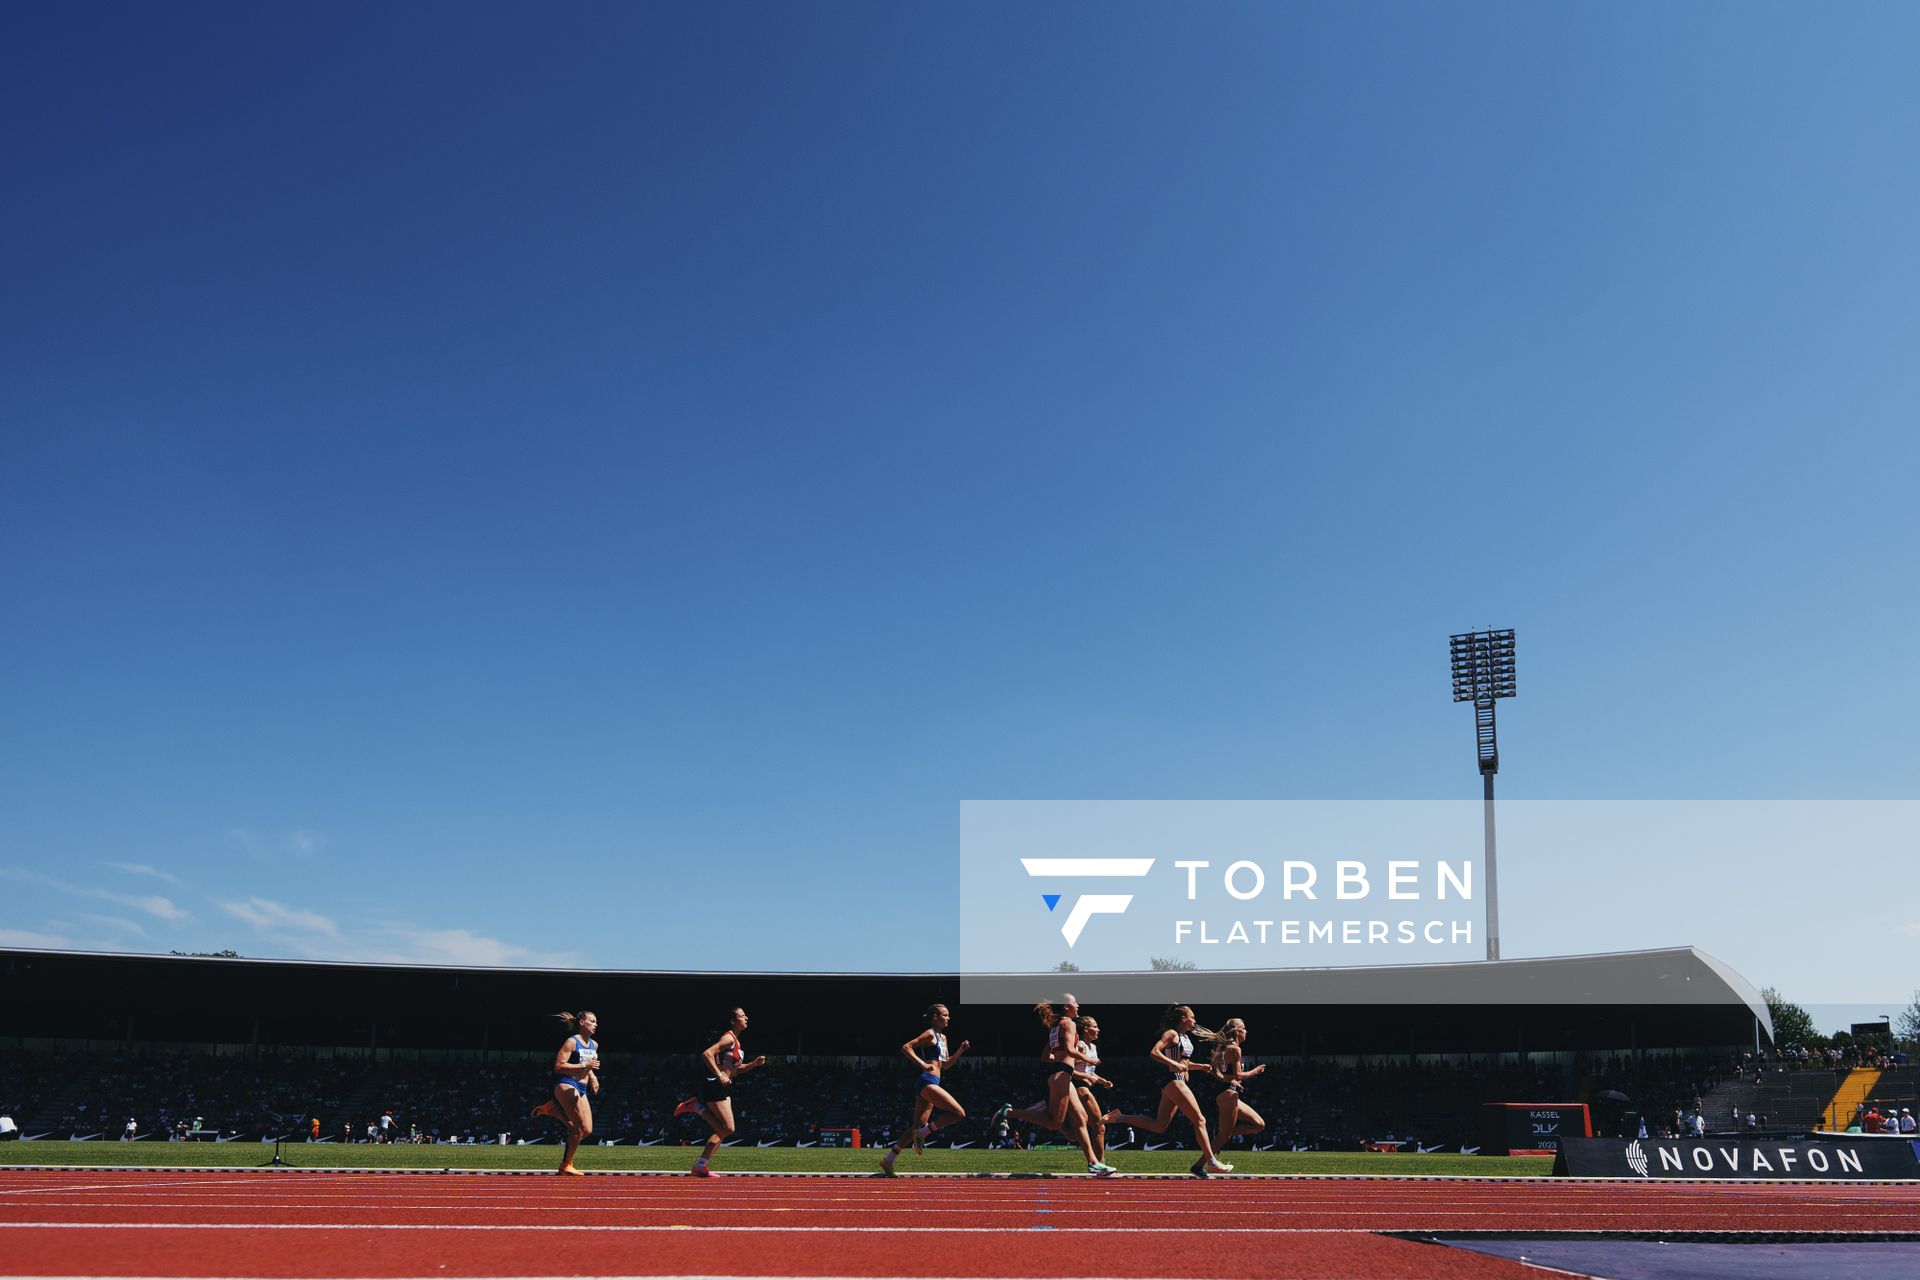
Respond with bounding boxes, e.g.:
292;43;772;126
2;3;1916;1015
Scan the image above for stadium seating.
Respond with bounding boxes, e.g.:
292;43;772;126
0;1044;1734;1152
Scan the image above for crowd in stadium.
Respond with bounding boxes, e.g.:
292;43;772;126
0;1043;1755;1152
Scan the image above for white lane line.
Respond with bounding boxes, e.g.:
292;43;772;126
7;1223;1912;1243
0;1177;264;1197
42;1189;1884;1202
0;1222;1400;1233
0;1214;1883;1229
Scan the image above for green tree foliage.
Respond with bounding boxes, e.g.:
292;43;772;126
1761;986;1816;1050
1052;960;1081;972
1150;956;1198;971
1895;994;1920;1050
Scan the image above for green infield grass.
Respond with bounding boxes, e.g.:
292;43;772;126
2;1140;1551;1178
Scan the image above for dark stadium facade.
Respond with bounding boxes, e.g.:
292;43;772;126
2;945;1769;1061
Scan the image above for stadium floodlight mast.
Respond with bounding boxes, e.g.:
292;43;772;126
1450;628;1516;962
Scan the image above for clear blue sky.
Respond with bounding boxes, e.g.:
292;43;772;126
3;3;1915;1011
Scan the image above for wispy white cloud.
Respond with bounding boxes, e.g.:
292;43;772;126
204;904;580;968
1897;922;1920;936
366;927;580;968
229;829;329;859
74;913;148;937
107;862;185;887
219;897;341;937
0;868;189;921
0;927;73;948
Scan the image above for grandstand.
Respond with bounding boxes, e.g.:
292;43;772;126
2;945;1775;1151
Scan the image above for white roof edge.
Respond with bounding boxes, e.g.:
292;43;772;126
1689;946;1774;1040
3;942;1761;993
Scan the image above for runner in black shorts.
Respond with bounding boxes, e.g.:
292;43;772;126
673;1007;765;1177
1033;997;1116;1177
1108;1004;1233;1176
1209;1017;1266;1157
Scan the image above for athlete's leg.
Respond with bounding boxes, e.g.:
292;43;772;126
1212;1090;1238;1153
1110;1086;1180;1134
1011;1098;1064;1132
1045;1073;1075;1129
1167;1079;1220;1162
1078;1085;1106;1162
1053;1073;1098;1164
697;1098;735;1168
557;1089;592;1174
921;1083;967;1133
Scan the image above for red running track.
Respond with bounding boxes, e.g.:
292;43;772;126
5;1170;1919;1279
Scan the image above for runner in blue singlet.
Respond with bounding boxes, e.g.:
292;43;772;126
881;1003;970;1174
529;1010;599;1175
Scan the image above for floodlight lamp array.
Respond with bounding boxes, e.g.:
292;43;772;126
1449;629;1517;703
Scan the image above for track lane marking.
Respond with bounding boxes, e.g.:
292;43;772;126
0;1200;1893;1221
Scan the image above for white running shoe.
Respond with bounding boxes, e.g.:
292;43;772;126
1205;1157;1234;1174
1088;1161;1118;1177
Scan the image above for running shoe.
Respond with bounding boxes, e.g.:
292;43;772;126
557;1164;583;1176
1088;1161;1118;1177
690;1164;715;1177
1189;1157;1209;1177
1101;1109;1121;1124
672;1097;700;1118
530;1101;560;1121
1205;1157;1234;1174
880;1146;899;1176
911;1124;926;1154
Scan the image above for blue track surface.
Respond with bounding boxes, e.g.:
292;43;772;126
1446;1239;1920;1280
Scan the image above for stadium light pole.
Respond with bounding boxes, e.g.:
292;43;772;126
1450;629;1516;962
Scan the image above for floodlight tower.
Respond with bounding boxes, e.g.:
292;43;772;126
1449;628;1516;962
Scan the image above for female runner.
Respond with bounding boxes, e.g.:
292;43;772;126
673;1007;766;1177
1073;1012;1117;1164
1210;1018;1267;1155
1107;1004;1233;1175
1007;999;1116;1164
529;1010;599;1175
880;1003;970;1174
1033;998;1117;1176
